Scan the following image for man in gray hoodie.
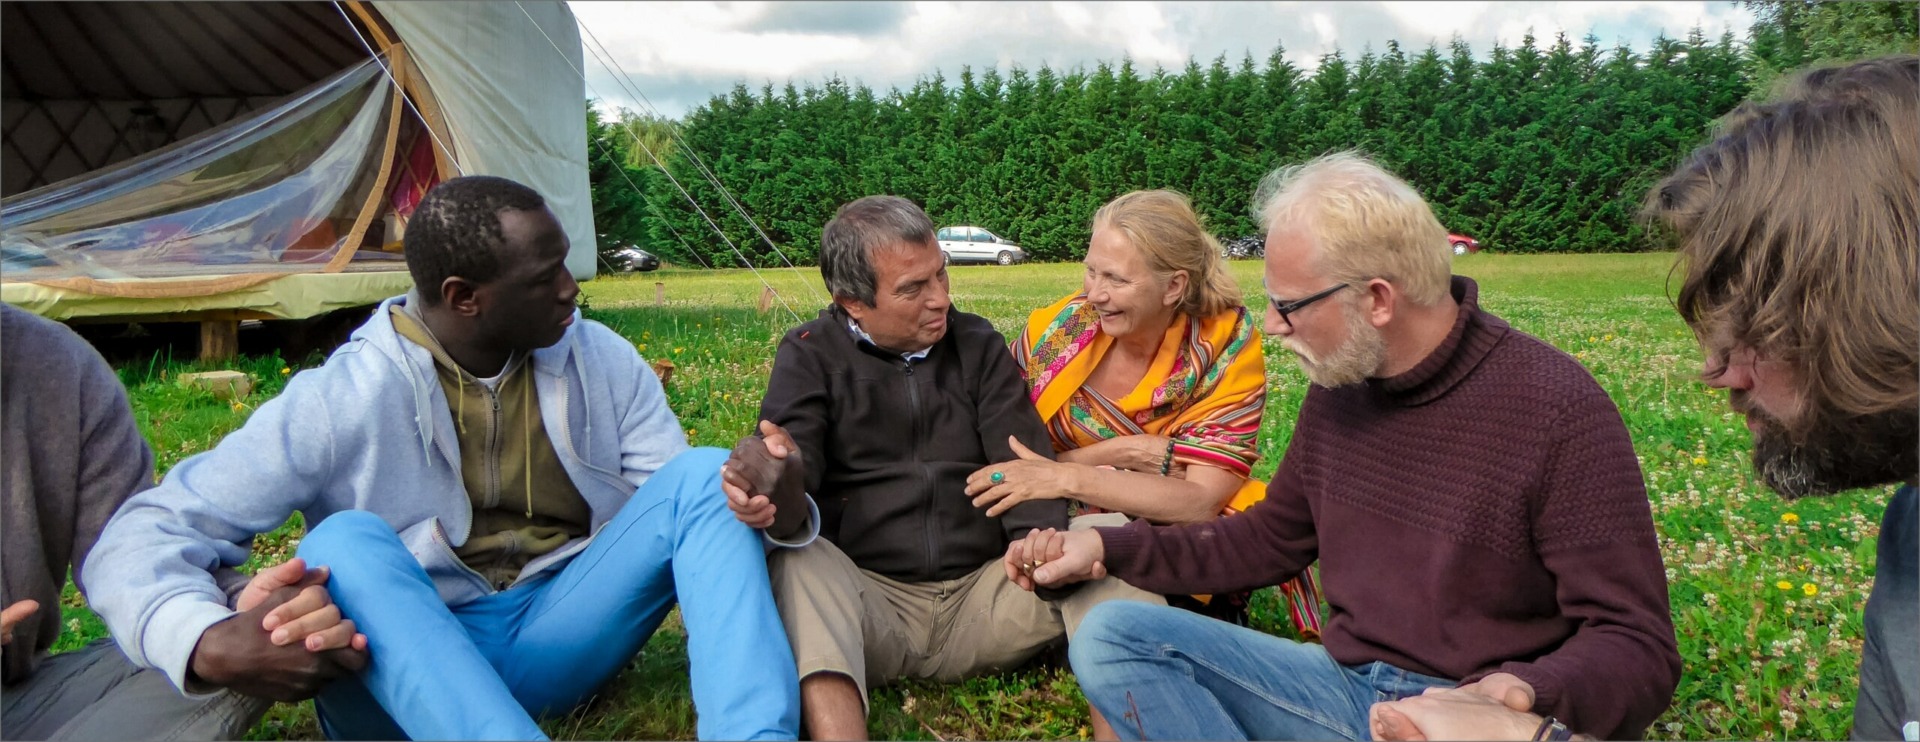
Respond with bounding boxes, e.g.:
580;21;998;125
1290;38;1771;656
2;304;365;739
82;176;811;741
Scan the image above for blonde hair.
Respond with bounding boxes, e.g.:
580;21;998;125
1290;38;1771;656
1091;190;1241;318
1251;151;1451;306
1651;55;1919;427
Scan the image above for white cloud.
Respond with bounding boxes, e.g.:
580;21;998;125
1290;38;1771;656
566;0;1758;119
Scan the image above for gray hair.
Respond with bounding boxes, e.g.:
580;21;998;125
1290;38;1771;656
820;195;937;306
1249;151;1452;306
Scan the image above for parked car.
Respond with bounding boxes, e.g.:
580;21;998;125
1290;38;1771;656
609;245;661;272
936;225;1027;265
1448;232;1483;255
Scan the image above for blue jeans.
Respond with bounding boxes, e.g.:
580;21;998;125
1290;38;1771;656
1071;601;1453;740
297;448;799;741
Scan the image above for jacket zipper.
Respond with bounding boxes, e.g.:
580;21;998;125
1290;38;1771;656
483;382;503;508
905;358;937;582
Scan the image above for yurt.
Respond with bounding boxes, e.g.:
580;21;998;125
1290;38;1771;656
0;1;595;357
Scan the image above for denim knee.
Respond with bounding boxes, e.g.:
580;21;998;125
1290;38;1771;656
1070;600;1168;672
295;510;398;564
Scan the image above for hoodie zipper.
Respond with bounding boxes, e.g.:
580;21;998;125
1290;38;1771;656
483;383;503;508
905;358;937;581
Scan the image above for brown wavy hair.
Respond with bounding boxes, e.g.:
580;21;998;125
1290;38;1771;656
1648;55;1919;432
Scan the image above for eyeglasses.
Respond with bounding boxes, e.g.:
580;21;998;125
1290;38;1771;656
1267;283;1349;330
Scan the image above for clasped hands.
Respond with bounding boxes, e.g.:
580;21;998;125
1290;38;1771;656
188;557;369;701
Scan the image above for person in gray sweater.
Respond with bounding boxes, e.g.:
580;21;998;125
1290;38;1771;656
1;304;360;739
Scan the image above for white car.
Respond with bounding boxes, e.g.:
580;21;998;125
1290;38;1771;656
936;226;1027;265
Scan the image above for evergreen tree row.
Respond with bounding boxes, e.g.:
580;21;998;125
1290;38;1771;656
586;9;1914;269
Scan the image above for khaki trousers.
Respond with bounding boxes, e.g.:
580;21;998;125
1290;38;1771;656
769;513;1163;706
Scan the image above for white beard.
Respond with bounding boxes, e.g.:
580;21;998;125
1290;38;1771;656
1287;302;1386;388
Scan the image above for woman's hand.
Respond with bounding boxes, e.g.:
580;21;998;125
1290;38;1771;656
968;436;1081;517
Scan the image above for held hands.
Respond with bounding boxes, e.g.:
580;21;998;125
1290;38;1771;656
1367;674;1541;741
236;558;367;652
968;436;1075;517
1452;673;1537;712
722;420;809;539
189;558;369;702
1002;527;1106;591
1369;691;1542;740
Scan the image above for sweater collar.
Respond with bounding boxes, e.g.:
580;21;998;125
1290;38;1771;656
1370;276;1510;406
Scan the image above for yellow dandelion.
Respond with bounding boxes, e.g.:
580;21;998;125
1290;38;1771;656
1776;580;1794;591
638;343;648;352
1802;583;1818;596
1781;512;1800;524
280;367;291;375
1587;336;1597;342
674;347;684;354
1692;456;1708;466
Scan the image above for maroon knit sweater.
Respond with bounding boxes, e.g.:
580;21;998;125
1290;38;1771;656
1098;277;1679;740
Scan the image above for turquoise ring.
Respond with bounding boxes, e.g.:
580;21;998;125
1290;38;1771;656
990;471;1005;484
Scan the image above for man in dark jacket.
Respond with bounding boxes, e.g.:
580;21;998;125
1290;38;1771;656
725;196;1155;740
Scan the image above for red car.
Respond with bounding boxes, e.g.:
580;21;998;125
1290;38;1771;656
1448;232;1483;254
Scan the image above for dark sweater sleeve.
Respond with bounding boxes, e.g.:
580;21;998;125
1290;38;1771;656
758;330;831;497
967;322;1065;542
1099;427;1319;595
1472;390;1680;739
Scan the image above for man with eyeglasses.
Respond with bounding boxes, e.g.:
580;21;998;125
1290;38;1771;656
1006;151;1678;740
1368;55;1917;742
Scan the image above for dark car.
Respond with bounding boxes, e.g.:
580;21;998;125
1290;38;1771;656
1222;234;1265;260
610;246;661;272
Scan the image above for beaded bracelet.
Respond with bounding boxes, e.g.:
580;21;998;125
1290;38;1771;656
1159;438;1176;476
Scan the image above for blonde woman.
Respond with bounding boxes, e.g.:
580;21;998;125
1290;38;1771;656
966;189;1323;632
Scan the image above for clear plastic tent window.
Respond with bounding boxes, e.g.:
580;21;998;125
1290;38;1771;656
1;56;408;281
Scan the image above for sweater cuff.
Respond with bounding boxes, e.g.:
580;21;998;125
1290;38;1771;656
142;595;238;697
762;494;822;552
1095;520;1151;573
1491;661;1566;725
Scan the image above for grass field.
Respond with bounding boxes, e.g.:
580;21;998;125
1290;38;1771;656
76;253;1892;740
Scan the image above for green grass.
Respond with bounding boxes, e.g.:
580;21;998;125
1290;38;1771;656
77;254;1889;740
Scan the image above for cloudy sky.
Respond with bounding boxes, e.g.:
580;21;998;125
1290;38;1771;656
567;1;1757;120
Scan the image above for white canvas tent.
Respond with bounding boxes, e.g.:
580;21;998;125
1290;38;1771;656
0;1;595;356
